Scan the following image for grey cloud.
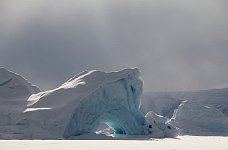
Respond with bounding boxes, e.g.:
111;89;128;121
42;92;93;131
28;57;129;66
0;0;228;91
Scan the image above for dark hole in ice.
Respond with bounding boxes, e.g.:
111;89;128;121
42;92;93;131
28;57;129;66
130;86;135;94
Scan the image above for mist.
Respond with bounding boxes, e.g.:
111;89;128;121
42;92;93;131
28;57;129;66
0;0;228;92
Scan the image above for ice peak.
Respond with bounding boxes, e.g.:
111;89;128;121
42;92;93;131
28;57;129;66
0;68;40;98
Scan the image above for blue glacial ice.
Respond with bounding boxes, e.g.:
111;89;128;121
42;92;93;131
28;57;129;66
63;69;146;138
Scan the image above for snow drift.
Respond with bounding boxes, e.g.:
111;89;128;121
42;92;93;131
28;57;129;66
171;101;228;136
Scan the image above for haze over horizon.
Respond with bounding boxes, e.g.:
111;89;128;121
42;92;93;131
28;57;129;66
0;0;228;92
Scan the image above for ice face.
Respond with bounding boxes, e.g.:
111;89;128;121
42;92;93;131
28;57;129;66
63;69;145;137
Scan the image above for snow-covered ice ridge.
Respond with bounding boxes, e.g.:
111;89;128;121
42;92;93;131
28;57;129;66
0;68;40;98
0;68;40;139
0;68;177;139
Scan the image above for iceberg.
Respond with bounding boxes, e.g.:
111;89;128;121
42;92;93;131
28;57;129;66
171;101;228;136
0;67;178;139
20;68;148;138
141;88;228;117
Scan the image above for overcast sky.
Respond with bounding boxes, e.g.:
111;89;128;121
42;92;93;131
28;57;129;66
0;0;228;92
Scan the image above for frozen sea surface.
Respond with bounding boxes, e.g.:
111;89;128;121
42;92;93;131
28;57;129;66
1;136;228;150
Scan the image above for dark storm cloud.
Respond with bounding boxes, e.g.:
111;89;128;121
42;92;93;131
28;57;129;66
0;0;228;91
